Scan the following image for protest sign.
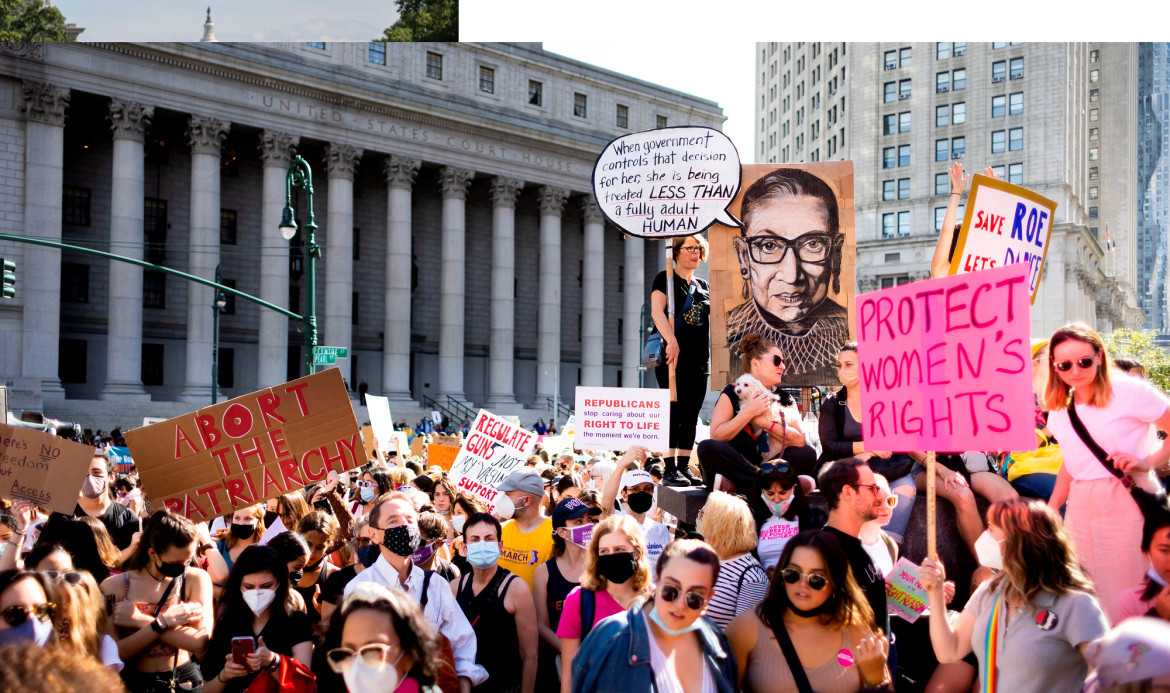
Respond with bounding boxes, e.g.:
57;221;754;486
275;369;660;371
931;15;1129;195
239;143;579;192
592;126;743;239
142;416;167;428
857;263;1035;452
365;394;395;454
539;434;574;456
361;426;379;462
124;368;362;521
709;162;857;389
447;410;536;515
388;432;409;455
574;386;671;452
562;415;577;437
1;422;94;513
885;557;930;623
431;411;442;425
948;174;1057;303
410;436;426;459
106;446;134;474
427;444;460;472
432;434;461;448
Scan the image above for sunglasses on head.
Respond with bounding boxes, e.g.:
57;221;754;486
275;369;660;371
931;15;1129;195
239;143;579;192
759;461;790;476
780;568;828;591
1054;355;1098;372
1;602;55;628
659;583;707;610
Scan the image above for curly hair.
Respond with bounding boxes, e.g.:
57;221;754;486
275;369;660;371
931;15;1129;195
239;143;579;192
580;514;653;595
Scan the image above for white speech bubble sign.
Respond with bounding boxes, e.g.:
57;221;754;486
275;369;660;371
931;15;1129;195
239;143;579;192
591;126;743;238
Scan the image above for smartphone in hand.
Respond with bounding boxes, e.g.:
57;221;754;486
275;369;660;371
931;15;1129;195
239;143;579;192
231;636;255;668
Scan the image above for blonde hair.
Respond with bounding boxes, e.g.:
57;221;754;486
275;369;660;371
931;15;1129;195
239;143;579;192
53;571;108;661
671;234;709;262
277;490;311;531
580;514;653;595
699;491;758;558
224;503;267;551
1044;323;1113;410
987;499;1094;608
388;467;411;489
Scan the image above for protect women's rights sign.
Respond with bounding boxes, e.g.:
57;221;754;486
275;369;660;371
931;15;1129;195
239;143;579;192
574;386;671;452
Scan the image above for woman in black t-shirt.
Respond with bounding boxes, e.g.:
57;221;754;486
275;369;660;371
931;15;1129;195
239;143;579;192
650;233;712;487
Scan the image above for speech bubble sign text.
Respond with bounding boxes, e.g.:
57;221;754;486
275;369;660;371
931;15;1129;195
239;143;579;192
592;126;742;238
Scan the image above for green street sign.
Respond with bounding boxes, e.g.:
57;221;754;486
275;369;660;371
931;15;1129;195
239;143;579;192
313;346;348;365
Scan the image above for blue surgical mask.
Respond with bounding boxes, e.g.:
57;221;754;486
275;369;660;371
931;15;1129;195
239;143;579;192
466;541;501;569
360;486;378;503
0;614;55;647
648;602;703;636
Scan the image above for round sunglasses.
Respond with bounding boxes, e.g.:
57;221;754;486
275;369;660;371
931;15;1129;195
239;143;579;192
1;602;56;628
780;568;828;591
1053;355;1098;372
659;583;707;610
325;643;402;673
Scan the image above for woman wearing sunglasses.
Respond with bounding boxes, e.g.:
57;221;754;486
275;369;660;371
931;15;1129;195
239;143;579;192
313;581;442;693
570;538;736;693
698;333;808;497
1042;322;1170;624
726;530;892;693
0;570;57;648
353;468;393;520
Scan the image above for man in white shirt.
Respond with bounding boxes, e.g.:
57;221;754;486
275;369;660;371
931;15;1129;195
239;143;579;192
344;491;487;692
600;446;673;568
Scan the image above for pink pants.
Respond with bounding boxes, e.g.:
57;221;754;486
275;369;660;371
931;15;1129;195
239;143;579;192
1066;477;1146;624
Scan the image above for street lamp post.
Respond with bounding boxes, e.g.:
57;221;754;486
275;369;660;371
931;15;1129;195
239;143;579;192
211;264;227;404
279;155;320;377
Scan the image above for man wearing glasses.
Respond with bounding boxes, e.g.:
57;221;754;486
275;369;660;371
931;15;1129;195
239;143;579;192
726;168;849;386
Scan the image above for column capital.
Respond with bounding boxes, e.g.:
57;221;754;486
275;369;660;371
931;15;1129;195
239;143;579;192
538;186;570;216
108;99;154;141
438;166;475;200
490;177;524;208
21;80;69;126
258;130;300;168
187;115;230;155
581;194;605;224
384;155;421;188
325;143;363;180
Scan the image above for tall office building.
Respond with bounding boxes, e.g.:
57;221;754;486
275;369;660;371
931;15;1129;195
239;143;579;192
1138;43;1170;334
755;42;1146;337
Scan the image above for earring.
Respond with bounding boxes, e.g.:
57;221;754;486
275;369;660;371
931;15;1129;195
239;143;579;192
741;270;751;300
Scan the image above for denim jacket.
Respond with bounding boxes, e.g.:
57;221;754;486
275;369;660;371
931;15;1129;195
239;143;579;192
571;604;737;693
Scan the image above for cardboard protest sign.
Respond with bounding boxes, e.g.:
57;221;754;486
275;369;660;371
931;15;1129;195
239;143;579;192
410;436;426;459
432;434;461;448
0;423;94;513
124;368;362;521
365;394;395;454
388;432;409;455
426;444;460;472
949;174;1056;304
886;558;930;623
447;410;536;515
361;426;379;462
857;263;1035;452
592;126;743;238
709;162;857;389
574;386;671;452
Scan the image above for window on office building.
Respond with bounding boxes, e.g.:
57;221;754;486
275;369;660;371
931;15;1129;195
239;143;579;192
899;111;911;132
898;178;910;199
1009;92;1023;114
952;69;966;90
900;47;911;67
992;164;1006;179
425;52;442;80
220;209;237;245
884;51;897;70
992;130;1006;153
952;102;966;124
479;66;495;93
884;81;896;103
936;138;948;161
883;180;896;201
573;92;587;118
1090;69;1099;83
144;198;167;264
935;173;948;195
1010;58;1023;79
883;113;897;135
368;42;386;65
898;210;910;236
935;207;947;232
616;104;629;128
953;42;966;56
63;187;90;226
936;105;949;127
882;212;896;238
1008;163;1023;184
1089;89;1098;103
1009;127;1023;151
883;147;896;168
899;79;911;99
528;80;543;106
898;144;910;166
952;136;965;158
657;115;667;128
61;262;88;303
937;42;950;60
937;72;950;93
305;42;325;50
992;60;1006;82
992;95;1006;118
143;271;166;309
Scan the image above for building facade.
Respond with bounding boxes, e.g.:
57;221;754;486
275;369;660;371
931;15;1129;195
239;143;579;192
755;41;1147;338
0;42;723;421
1138;42;1170;334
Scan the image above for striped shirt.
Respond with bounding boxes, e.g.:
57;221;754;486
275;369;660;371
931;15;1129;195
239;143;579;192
705;553;770;631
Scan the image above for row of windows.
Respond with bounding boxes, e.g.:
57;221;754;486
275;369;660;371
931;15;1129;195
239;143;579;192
59;339;237;387
883;47;913;70
884;93;1024;137
880;163;1023;215
936;69;966;93
936;42;968;60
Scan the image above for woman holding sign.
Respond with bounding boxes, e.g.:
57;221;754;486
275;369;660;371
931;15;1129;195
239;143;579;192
650;233;711;487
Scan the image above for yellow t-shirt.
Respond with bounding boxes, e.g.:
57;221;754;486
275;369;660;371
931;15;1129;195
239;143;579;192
499;516;554;588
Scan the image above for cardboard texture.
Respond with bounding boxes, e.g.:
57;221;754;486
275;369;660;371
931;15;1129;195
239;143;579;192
709;162;857;389
124;368;362;521
0;423;95;513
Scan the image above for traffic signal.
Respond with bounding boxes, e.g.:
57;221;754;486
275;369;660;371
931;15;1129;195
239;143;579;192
0;258;13;299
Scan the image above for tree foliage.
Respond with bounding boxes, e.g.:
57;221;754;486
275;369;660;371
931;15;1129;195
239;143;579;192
0;0;73;42
1100;328;1170;394
377;0;457;42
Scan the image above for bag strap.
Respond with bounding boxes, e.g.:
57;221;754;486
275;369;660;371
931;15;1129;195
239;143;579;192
1066;399;1131;487
419;569;434;610
768;618;815;693
580;588;596;640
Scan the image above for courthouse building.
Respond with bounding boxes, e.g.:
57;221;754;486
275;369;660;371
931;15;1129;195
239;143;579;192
0;42;724;422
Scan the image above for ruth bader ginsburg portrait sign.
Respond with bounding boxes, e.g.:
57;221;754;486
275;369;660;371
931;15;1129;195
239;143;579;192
709;163;857;389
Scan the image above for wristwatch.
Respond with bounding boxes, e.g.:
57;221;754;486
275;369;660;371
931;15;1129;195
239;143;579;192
150;618;166;634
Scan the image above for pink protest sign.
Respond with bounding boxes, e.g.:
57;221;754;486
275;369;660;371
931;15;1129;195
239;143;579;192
885;558;929;623
856;263;1034;452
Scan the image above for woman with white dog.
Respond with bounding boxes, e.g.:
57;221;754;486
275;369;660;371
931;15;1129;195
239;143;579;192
698;333;807;508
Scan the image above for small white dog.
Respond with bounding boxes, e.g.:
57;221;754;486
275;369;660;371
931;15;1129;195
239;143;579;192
733;373;786;461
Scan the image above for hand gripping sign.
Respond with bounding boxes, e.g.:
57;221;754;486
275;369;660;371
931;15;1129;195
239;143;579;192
592;126;743;238
447;410;536;515
948;174;1058;304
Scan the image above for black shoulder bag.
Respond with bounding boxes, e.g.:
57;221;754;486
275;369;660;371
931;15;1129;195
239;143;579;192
767;619;815;693
641;283;695;368
1066;399;1136;491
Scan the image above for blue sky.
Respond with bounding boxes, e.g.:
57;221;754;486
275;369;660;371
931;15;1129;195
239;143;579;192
54;1;397;42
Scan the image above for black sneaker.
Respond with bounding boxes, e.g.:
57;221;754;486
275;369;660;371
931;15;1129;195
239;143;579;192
663;470;690;487
679;466;702;486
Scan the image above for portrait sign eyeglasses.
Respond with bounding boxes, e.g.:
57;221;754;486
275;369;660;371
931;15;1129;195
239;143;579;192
744;232;837;265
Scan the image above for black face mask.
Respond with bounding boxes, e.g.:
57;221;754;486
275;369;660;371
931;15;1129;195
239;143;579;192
264;511;280;527
625;491;654;514
382;524;421;557
305;557;324;572
289;570;304;584
312;500;333;515
355;544;380;568
155;556;186;578
788;595;838;619
596;552;638;585
231;523;256;540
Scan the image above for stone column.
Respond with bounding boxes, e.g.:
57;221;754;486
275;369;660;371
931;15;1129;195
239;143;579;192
536;186;569;401
485;176;524;406
382;155;420;401
323;144;362;384
257;131;299;388
101;99;154;400
180;115;230;402
622;233;645;387
19;81;70;399
581;195;605;387
437;166;475;401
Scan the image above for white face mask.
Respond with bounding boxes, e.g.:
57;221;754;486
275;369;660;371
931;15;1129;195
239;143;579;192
494;494;515;520
242;588;277;616
342;657;400;693
974;530;1004;570
81;474;108;499
451;515;467;534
